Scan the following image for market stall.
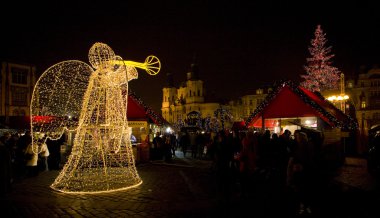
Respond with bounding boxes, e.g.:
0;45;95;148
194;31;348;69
245;81;358;166
125;93;170;162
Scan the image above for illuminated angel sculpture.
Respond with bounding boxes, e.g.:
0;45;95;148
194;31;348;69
30;42;160;193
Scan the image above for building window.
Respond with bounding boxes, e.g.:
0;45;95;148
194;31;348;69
11;67;28;84
361;101;366;109
11;86;28;106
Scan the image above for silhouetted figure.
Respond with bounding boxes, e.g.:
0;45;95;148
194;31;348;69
287;130;315;215
239;131;257;199
152;133;163;160
15;131;32;178
0;132;12;196
163;134;172;162
46;134;64;170
214;130;234;216
179;133;189;158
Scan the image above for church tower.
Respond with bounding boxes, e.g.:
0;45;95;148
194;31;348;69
183;62;204;104
162;73;177;123
161;59;218;125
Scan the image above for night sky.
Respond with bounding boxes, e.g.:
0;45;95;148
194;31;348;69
1;0;379;112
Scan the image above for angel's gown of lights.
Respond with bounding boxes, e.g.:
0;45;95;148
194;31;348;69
50;62;142;193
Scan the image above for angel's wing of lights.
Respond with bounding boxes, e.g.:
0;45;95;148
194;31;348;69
30;60;94;144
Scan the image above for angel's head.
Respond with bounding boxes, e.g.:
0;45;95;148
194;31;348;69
88;42;116;69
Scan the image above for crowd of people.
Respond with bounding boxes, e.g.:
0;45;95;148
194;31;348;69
0;130;64;196
1;126;333;215
151;127;327;215
205;128;325;216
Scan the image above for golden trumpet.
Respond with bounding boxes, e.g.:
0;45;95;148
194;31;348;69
113;55;161;75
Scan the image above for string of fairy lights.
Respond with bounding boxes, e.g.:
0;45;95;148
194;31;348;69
128;91;168;126
244;81;358;130
31;42;160;193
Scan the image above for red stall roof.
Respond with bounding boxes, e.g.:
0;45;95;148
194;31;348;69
127;93;169;126
245;81;358;130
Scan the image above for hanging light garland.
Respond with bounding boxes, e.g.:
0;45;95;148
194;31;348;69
128;91;168;126
31;42;160;193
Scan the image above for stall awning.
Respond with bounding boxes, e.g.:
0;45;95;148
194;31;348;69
245;81;358;130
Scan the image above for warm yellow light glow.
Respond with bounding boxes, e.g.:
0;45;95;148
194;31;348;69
113;55;161;75
31;42;160;193
327;95;349;101
327;96;336;101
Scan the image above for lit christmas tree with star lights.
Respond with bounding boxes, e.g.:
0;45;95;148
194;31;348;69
300;25;340;92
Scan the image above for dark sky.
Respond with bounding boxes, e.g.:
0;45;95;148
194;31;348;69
1;0;379;112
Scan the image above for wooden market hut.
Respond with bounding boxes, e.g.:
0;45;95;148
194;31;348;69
245;81;358;165
127;92;169;143
124;92;170;162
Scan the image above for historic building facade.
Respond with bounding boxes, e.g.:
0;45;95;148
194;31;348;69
161;62;269;128
346;67;380;143
228;88;270;121
161;63;221;125
320;67;380;154
0;61;37;126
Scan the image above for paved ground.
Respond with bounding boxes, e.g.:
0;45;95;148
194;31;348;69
1;152;379;218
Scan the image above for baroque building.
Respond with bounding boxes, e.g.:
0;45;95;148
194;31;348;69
161;62;270;129
161;63;221;125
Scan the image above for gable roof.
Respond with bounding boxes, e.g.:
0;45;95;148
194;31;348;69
245;81;358;130
128;92;169;126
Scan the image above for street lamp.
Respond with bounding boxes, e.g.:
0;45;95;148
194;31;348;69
327;94;349;113
327;73;349;113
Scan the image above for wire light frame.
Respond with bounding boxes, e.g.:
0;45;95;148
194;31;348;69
30;42;160;193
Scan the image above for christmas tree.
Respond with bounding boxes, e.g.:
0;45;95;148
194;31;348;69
301;25;340;92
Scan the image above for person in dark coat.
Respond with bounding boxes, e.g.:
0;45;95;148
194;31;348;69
0;132;12;196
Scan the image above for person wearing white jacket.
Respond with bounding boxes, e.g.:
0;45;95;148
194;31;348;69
25;143;49;176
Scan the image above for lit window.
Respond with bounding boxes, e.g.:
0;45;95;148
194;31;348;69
361;101;366;109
